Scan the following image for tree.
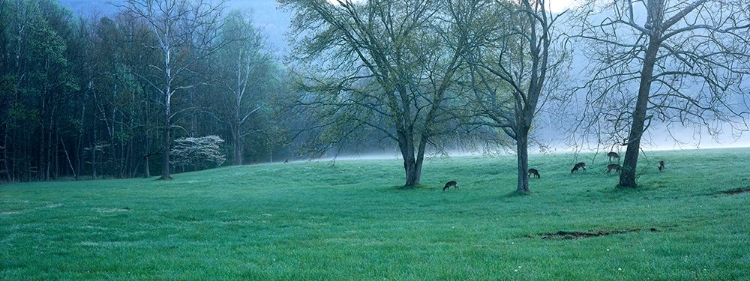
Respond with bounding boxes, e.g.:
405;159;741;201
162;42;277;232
170;135;225;171
459;0;569;193
121;0;227;180
213;10;274;165
282;0;469;187
574;0;750;187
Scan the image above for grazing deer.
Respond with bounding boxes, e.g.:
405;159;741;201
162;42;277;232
571;162;586;173
607;152;620;162
658;160;665;172
607;163;621;174
443;180;459;191
528;168;540;179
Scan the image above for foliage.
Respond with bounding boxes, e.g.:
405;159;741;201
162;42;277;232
2;148;749;279
282;0;473;186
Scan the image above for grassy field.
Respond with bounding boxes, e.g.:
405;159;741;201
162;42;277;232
2;148;749;280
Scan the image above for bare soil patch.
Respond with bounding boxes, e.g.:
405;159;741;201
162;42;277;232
537;228;658;240
721;187;750;195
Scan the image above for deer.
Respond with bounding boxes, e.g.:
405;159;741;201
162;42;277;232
528;168;540;179
607;163;621;174
443;180;459;191
607;152;620;162
658;160;665;172
571;162;586;173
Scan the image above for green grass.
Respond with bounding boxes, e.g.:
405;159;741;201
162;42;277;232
2;148;749;280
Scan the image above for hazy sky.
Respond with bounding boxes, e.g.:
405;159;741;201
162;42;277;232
59;0;584;55
58;0;292;53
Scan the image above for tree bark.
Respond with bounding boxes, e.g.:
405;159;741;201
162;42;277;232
160;94;172;180
232;117;243;165
399;129;425;187
619;40;660;188
516;129;530;193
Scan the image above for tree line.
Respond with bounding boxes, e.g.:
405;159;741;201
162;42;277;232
2;0;749;193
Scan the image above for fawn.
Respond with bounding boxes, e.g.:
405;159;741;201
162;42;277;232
528;168;540;179
571;162;586;173
607;152;620;162
443;180;459;191
607;163;621;174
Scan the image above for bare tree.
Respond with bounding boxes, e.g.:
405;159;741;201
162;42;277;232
281;0;469;187
573;0;750;187
121;0;226;179
460;0;569;193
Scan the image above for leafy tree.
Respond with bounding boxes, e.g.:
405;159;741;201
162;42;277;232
282;0;470;187
574;0;750;187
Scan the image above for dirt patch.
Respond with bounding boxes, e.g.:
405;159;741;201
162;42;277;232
93;207;131;213
721;187;750;195
538;228;658;240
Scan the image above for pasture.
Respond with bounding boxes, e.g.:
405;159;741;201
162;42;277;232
2;148;749;280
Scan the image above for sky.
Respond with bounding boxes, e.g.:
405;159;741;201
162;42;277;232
58;0;584;55
58;0;292;54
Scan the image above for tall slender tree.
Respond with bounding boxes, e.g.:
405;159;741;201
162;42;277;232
457;0;569;193
213;10;274;165
121;0;226;179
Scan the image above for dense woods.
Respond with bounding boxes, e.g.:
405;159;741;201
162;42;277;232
0;0;290;182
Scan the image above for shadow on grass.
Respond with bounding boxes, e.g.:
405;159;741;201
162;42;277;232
718;186;750;195
501;190;533;198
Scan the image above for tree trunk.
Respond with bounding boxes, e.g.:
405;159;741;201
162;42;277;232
234;142;242;165
144;155;150;178
398;130;424;187
232;122;243;165
160;106;172;180
516;129;530;193
2;123;11;182
620;40;660;188
60;138;77;180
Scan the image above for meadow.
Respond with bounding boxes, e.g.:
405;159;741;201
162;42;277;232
1;148;749;280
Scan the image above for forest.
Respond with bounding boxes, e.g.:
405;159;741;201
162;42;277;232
0;0;293;182
1;0;749;189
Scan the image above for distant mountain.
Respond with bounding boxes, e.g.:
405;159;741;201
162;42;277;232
57;0;291;54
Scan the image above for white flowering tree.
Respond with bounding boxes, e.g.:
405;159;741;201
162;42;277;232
170;135;226;172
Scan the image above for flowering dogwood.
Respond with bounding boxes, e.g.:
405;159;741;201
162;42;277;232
170;136;226;171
